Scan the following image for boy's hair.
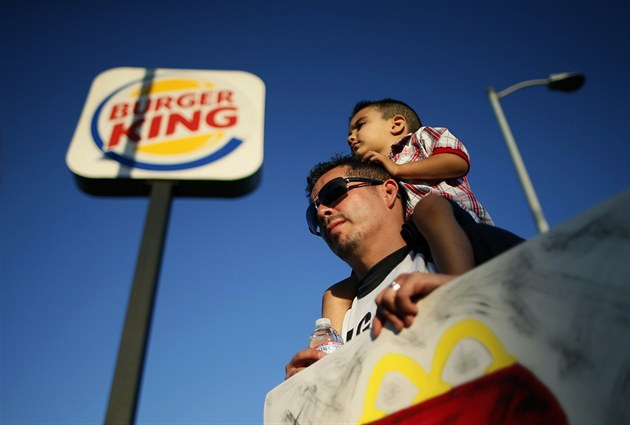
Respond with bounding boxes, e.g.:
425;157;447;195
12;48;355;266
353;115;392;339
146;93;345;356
350;98;422;133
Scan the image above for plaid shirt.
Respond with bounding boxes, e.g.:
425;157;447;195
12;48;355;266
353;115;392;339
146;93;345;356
390;126;494;225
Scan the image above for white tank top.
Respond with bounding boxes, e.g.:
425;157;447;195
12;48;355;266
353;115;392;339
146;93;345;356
341;247;435;342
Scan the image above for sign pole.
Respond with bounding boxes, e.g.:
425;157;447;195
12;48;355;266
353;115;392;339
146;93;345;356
67;67;264;423
105;181;174;425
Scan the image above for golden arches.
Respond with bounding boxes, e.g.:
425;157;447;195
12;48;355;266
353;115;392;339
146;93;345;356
359;318;516;423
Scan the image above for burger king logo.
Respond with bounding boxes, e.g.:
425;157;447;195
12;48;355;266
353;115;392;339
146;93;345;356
67;68;265;189
94;74;249;170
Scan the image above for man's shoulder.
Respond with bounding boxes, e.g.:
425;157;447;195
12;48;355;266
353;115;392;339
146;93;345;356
404;248;435;273
357;246;433;299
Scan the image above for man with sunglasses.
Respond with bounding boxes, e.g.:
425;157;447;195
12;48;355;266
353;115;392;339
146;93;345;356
285;154;523;380
286;155;457;379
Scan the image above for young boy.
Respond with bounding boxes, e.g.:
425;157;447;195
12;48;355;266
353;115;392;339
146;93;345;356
322;98;494;333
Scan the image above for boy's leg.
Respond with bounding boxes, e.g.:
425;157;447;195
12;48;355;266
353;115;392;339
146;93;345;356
412;195;475;274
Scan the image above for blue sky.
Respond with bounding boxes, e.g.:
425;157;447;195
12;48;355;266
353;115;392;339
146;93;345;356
1;1;629;424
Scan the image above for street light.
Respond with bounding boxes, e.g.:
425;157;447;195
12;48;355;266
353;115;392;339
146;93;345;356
487;72;585;233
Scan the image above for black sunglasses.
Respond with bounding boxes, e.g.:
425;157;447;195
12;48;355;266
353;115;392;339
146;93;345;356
306;177;384;236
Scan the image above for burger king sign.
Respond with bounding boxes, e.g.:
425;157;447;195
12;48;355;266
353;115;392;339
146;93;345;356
67;67;265;196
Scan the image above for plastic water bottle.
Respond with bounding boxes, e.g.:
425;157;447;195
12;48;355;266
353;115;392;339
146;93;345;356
308;318;344;353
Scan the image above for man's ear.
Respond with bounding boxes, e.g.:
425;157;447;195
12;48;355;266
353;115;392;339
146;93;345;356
390;114;407;137
383;179;400;209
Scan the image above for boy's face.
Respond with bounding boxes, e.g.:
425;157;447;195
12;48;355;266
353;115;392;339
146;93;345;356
348;106;400;158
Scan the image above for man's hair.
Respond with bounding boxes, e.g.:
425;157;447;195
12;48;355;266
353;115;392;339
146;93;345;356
350;98;422;132
305;154;409;221
305;154;393;197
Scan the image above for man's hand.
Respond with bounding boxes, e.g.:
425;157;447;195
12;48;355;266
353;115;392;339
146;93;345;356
372;272;456;337
284;348;325;380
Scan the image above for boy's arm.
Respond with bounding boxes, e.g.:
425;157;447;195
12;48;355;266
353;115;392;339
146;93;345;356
322;275;357;333
364;151;469;180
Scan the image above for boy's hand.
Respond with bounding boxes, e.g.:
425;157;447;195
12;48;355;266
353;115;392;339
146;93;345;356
363;151;398;177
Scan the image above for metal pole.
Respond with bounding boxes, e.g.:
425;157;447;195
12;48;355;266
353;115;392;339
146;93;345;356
105;181;174;424
487;88;550;233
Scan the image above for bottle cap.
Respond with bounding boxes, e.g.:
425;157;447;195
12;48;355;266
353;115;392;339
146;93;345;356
315;318;332;328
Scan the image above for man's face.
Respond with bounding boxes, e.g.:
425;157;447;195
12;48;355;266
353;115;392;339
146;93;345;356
347;106;395;158
311;166;383;260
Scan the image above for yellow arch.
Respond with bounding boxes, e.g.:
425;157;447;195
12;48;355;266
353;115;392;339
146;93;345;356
359;318;516;423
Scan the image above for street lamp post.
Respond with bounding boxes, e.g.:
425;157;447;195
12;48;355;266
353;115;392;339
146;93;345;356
487;72;585;233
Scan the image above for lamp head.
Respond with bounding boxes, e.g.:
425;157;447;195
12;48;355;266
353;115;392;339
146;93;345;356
547;72;585;92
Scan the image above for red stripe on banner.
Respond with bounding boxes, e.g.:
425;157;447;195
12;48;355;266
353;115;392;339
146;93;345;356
365;363;567;425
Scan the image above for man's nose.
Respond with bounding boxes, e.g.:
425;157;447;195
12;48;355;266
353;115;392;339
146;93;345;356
317;203;335;222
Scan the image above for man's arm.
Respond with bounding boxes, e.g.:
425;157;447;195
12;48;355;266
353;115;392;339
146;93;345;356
372;272;457;337
322;275;357;333
284;348;325;380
